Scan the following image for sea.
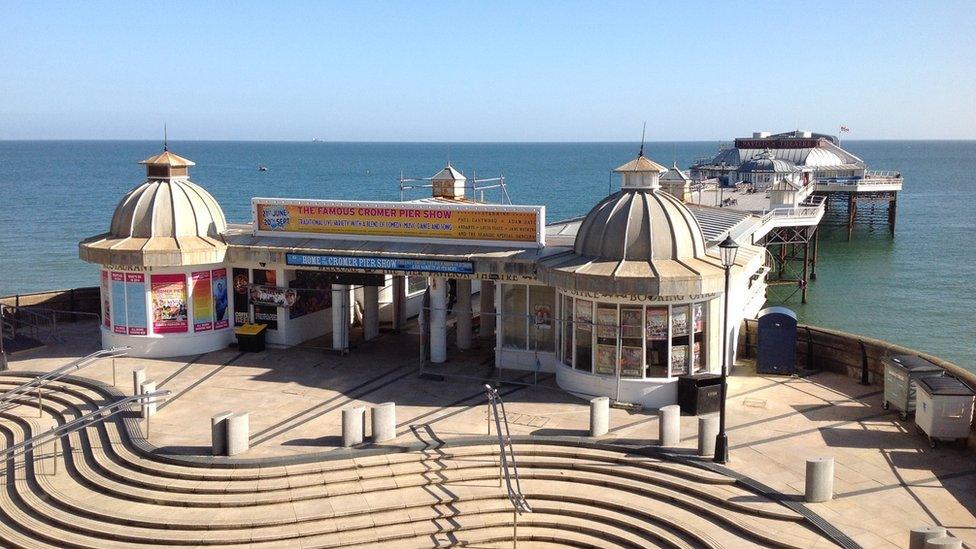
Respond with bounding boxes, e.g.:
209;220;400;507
0;140;973;371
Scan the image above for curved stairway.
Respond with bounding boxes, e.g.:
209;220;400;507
0;372;837;548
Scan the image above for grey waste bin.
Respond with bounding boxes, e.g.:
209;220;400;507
915;376;975;448
882;355;944;420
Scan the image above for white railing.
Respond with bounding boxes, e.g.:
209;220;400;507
759;197;825;226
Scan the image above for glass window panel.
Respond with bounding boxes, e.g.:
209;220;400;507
574;299;593;372
594;304;617;376
561;295;573;366
645;307;668;377
619;305;643;379
501;284;527;349
528;286;556;352
670;305;691;376
692;302;707;373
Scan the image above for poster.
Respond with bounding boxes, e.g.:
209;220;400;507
645;308;668;340
251;269;278;330
101;270;110;328
595;344;617;376
575;300;593;326
151;274;188;333
289;270;332;319
125;273;147;335
533;304;552;329
192;271;213;332
621;346;643;378
693;303;704;333
671;345;689;376
212;269;229;330
620;308;642;339
232;268;250;327
248;284;298;308
111;271;126;334
671;305;689;338
596;306;617;339
255;199;542;245
693;341;703;372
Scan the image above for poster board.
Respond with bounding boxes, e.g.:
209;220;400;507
212;269;229;330
151;274;188;333
101;270;110;328
191;271;213;332
111;272;126;334
125;273;147;335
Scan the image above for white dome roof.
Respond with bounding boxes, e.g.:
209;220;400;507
80;150;228;267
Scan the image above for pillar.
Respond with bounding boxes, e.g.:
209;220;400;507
925;538;962;549
455;279;472;350
697;414;719;456
590;397;609;437
139;380;157;418
131;366;146;396
363;285;379;341
805;457;834;502
429;277;448;363
226;412;250;456
342;406;366;447
391;276;406;333
371;402;396;443
331;284;350;352
910;527;947;549
659;405;680;447
211;411;233;456
479;280;496;340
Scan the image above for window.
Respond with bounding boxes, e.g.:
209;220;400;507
692;303;707;373
620;305;643;379
574;299;593;372
645;307;668;377
594;304;617;376
501;284;527;349
528;286;555;352
561;295;573;366
670;305;690;376
407;276;427;295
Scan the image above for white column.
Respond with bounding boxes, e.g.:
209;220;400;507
371;402;396;442
391;276;406;332
479;281;496;340
331;284;350;352
363;285;379;341
455;279;472;350
342;406;366;447
429;277;448;363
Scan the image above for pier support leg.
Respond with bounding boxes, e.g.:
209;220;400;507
847;194;856;240
801;236;810;304
810;228;819;280
455;279;472;350
889;192;898;236
429;278;448;363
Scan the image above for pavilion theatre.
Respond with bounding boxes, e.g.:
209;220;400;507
80;147;768;407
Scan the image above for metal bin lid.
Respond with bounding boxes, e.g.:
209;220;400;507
884;355;944;373
918;376;974;396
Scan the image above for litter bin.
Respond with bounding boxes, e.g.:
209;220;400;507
882;355;944;420
915;376;975;448
678;373;722;415
235;323;267;352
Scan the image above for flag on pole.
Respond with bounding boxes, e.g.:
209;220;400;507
840;125;851;133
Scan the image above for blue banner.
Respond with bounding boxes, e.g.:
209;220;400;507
285;253;474;274
111;272;127;334
125;273;147;335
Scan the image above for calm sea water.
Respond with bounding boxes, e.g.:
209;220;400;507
0;140;973;370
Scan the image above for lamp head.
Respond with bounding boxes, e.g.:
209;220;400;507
718;235;739;268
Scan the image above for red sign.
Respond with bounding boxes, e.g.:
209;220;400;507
151;274;188;334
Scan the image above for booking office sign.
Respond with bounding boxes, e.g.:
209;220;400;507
252;198;545;248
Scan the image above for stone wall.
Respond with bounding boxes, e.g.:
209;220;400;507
0;287;101;319
738;318;976;450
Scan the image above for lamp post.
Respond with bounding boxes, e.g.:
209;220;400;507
714;235;739;464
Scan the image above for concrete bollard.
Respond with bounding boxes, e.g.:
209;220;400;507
342;406;366;447
132;366;146;396
804;457;835;503
139;380;157;418
925;537;962;549
659;405;680;447
589;397;609;437
697;414;719;456
910;526;948;549
371;402;396;443
211;411;234;456
226;412;250;456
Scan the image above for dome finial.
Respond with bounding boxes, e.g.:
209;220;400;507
638;121;646;157
163;124;168;151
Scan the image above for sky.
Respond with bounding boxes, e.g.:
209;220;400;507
1;1;975;141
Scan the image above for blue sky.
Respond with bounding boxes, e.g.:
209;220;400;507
2;1;974;141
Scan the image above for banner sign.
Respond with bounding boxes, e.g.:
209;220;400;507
151;274;188;333
212;268;229;330
191;271;213;332
101;270;110;328
232;268;250;327
111;272;127;334
286;253;474;274
125;273;147;335
254;199;544;247
248;284;298;308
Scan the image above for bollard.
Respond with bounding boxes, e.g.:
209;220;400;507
697;414;719;456
589;397;609;437
132;366;146;396
910;526;947;549
342;406;366;447
139;381;157;418
925;537;962;549
805;457;834;503
226;412;250;456
371;402;396;443
659;405;680;447
211;411;234;456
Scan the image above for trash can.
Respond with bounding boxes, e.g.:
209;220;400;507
678;373;722;415
915;376;975;448
882;355;944;420
235;323;267;352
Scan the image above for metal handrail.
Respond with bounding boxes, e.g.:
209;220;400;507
0;390;170;462
484;384;532;515
0;347;128;407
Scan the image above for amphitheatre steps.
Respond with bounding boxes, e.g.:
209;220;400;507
0;373;835;548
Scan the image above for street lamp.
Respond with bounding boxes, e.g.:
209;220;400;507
714;235;739;464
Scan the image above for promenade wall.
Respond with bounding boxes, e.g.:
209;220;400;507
738;319;976;450
0;287;101;318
